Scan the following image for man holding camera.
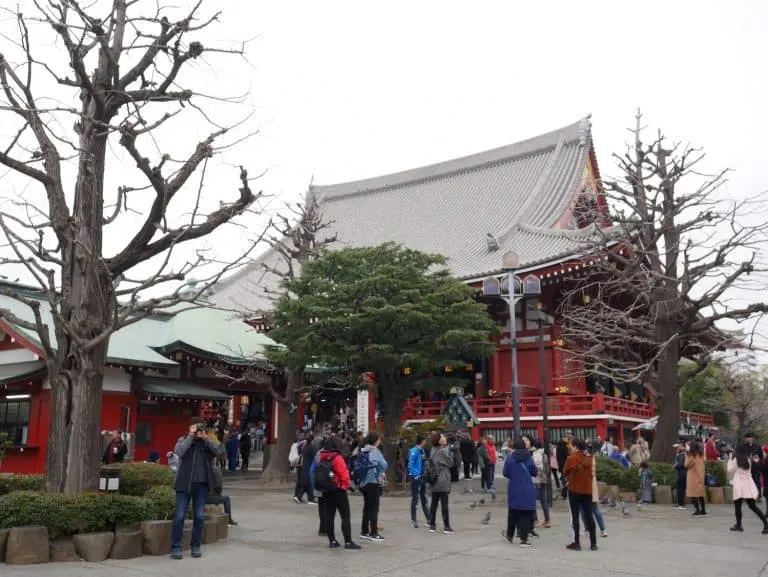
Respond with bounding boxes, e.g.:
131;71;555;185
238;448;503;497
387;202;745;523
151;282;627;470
172;417;220;560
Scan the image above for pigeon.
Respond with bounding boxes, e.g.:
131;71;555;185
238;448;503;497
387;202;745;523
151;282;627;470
480;512;492;525
491;492;496;501
466;501;478;511
478;498;485;506
620;499;632;517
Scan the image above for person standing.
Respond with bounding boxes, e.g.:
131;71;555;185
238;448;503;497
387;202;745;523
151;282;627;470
316;436;361;550
728;447;768;534
532;439;551;528
685;441;707;516
408;435;430;528
300;432;318;504
459;434;475;480
556;434;572;499
563;439;597;551
171;418;219;560
502;439;538;547
476;437;490;492
102;429;127;464
226;431;239;473
358;432;388;541
674;443;688;510
741;433;763;500
428;434;455;534
239;429;251;472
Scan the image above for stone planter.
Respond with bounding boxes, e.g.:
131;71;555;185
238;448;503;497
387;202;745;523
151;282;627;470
50;539;78;563
723;486;733;504
203;516;219;544
618;491;636;503
5;526;50;565
141;520;172;556
215;514;229;540
605;485;620;500
653;485;673;505
0;528;9;562
707;487;725;505
110;530;143;560
596;482;608;499
73;532;114;563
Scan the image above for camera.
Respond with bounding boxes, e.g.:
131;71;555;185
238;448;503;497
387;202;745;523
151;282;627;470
195;422;206;433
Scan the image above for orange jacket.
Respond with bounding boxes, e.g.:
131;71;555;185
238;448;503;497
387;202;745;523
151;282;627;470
563;451;593;495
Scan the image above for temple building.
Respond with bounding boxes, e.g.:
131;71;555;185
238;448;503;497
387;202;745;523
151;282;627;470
213;116;713;447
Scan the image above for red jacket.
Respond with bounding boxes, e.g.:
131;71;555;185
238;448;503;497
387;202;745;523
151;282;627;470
319;451;350;491
487;444;497;463
705;439;719;461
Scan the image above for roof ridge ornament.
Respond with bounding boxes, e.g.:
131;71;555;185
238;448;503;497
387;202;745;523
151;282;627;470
578;114;592;145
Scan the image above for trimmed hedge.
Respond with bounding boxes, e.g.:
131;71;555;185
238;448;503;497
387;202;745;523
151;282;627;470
145;484;177;520
0;474;45;494
706;460;727;487
595;455;624;486
103;462;175;496
0;491;156;539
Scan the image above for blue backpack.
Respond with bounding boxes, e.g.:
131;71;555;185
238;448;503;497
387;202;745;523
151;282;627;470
352;451;374;484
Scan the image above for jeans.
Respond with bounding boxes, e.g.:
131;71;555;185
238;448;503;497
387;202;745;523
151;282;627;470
410;477;429;523
429;491;450;529
676;476;686;506
734;498;768;527
205;494;232;518
463;459;472;479
172;482;208;552
582;502;605;532
294;467;314;502
551;469;561;489
361;483;381;535
568;491;596;547
323;490;352;544
485;464;495;491
534;484;550;522
318;495;328;534
506;509;534;542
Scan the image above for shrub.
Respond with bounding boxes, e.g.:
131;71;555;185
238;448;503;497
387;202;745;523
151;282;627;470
0;491;156;539
145;484;176;520
647;462;676;486
398;416;449;445
620;467;641;492
104;462;174;496
595;455;624;486
0;474;45;495
706;460;727;487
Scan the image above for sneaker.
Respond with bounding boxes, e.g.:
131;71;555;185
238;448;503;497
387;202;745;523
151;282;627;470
360;533;371;540
410;520;418;528
519;540;532;548
529;529;540;538
692;510;702;516
191;548;201;558
228;518;238;527
699;512;709;517
428;526;436;533
293;496;301;504
501;529;512;543
368;533;384;541
601;530;608;538
590;544;598;551
566;542;582;551
344;542;362;550
329;540;341;549
677;506;687;510
307;500;317;506
730;525;744;532
171;549;183;560
443;527;455;534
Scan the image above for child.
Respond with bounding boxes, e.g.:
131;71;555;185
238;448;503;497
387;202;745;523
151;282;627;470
638;462;654;506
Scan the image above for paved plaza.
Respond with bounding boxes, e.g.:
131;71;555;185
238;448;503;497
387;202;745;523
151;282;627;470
4;476;768;577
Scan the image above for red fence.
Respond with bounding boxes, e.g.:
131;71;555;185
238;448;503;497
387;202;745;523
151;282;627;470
401;394;714;426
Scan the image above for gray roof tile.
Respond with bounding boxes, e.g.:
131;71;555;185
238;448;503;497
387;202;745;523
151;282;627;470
214;117;599;313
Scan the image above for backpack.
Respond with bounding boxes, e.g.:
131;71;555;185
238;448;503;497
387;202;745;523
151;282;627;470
314;456;338;493
288;442;300;467
423;455;438;485
352;451;374;485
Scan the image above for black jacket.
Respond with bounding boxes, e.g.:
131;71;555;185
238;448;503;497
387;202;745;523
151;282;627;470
173;434;219;493
556;441;570;472
102;440;128;464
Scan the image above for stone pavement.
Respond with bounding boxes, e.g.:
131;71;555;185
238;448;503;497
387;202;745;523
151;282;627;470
4;477;768;577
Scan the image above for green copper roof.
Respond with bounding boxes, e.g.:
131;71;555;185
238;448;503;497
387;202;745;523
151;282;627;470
0;291;279;367
138;377;232;400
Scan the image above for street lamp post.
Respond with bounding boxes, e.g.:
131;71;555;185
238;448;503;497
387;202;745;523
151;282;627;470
482;253;541;440
536;305;552;504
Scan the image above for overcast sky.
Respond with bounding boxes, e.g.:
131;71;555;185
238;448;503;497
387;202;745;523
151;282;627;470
0;0;766;352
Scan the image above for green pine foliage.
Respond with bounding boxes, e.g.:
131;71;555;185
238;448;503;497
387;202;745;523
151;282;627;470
267;243;496;437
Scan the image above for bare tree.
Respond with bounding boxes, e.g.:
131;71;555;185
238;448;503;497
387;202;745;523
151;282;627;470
723;365;768;436
559;111;768;461
244;193;335;484
0;1;265;492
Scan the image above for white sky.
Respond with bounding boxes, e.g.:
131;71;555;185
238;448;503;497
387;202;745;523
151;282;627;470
0;0;766;351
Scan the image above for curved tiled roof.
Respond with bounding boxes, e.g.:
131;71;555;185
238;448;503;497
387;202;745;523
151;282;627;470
214;116;599;313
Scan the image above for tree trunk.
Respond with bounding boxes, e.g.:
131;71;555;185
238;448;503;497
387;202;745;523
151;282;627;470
650;338;680;463
380;380;404;488
262;369;301;485
45;344;107;493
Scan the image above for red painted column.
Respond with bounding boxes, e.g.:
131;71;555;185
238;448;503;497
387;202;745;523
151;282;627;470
470;425;481;442
595;420;608;440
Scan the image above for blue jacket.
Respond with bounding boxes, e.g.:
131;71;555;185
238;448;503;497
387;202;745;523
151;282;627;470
609;449;630;469
358;445;388;486
309;452;320;492
503;449;537;511
408;445;425;478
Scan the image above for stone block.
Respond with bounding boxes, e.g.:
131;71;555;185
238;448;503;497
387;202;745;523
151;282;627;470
5;526;50;565
0;528;9;562
653;485;673;504
215;514;229;540
141;520;172;556
596;482;608;499
604;485;620;500
50;539;78;563
203;517;219;544
205;504;224;515
708;487;724;505
182;520;192;551
110;530;143;559
723;486;733;504
73;532;114;563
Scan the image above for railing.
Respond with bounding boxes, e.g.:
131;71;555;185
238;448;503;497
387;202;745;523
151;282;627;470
401;394;714;426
